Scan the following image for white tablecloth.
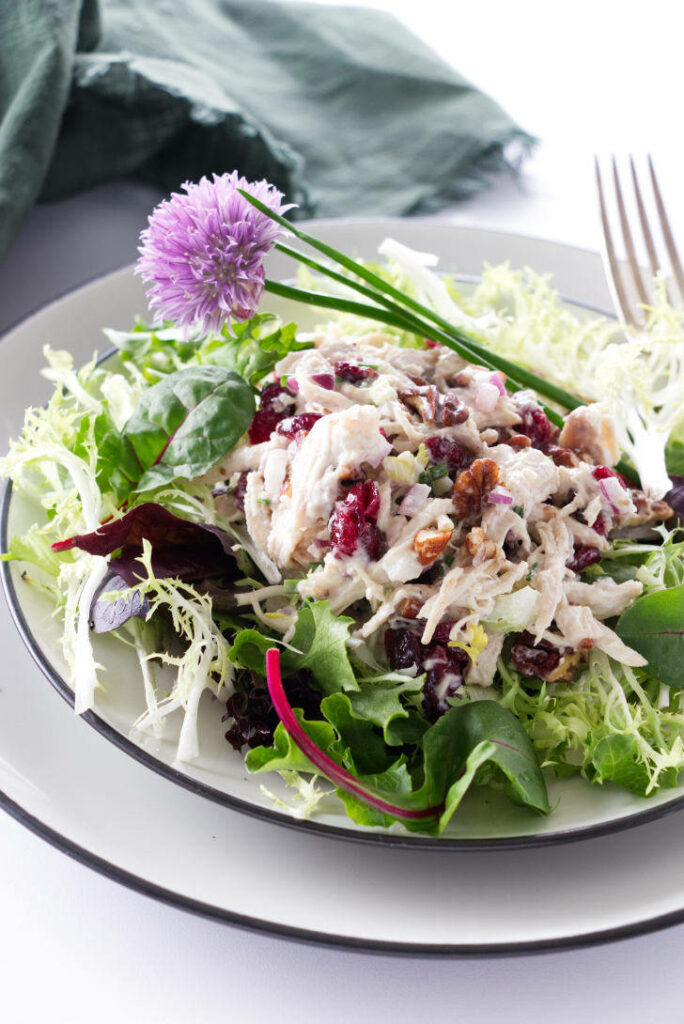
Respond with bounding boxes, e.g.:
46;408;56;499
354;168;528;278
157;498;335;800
2;3;683;1020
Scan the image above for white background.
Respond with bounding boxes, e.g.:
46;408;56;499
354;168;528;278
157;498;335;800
2;2;684;1020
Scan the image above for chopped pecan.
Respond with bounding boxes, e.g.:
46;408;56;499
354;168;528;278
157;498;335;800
547;444;580;468
399;596;423;619
452;458;500;519
506;433;532;451
399;386;468;426
440;391;469;426
413;526;453;565
464;525;497;562
631;491;673;523
399;385;440;422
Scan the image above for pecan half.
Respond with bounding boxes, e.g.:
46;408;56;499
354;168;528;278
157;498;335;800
413;526;453;565
452;458;500;519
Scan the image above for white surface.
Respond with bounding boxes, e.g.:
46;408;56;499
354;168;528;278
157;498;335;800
2;1;684;1020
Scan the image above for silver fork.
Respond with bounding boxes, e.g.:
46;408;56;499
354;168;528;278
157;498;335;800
595;155;684;327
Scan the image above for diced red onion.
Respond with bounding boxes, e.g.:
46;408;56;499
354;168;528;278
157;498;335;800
399;482;431;516
489;372;506;397
474;380;501;413
487;486;513;505
598;477;621;515
311;373;335;390
286;376;299;392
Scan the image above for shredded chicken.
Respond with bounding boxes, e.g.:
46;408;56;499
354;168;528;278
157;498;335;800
218;326;670;692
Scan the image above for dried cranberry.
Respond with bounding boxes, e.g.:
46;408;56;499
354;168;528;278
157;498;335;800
422;644;467;722
510;632;561;680
346;481;381;522
385;627;422;671
329;482;385;559
233;471;249;512
334;361;378;384
276;412;322;439
424;436;470;475
592;513;607;536
592;465;626;488
431;620;457;644
247;383;295;444
568;544;601;573
516;406;558;450
329;504;363;557
360;523;386;560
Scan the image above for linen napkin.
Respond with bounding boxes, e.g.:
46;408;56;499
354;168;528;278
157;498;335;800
0;0;533;260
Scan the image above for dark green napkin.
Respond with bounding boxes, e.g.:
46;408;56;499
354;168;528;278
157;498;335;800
0;0;532;260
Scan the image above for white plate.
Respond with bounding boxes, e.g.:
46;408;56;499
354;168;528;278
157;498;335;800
3;220;684;952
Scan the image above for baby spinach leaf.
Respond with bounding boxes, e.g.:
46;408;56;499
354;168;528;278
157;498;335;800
229;629;273;674
122;365;255;491
617;584;684;687
404;701;550;831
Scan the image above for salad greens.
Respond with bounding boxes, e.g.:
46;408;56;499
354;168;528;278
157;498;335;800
3;244;684;834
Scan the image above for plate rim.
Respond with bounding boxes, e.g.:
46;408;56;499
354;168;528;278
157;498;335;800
6;780;684;957
3;220;684;953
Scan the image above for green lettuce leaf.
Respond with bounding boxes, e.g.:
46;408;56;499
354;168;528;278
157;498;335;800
345;673;425;742
230;601;358;695
201;315;310;386
588;734;654;795
110;314;309;387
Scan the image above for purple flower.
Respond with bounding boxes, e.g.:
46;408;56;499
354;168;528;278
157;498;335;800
136;172;293;334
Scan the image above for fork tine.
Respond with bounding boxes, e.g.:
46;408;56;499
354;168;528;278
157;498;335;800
595;157;641;327
612;156;650;307
648;155;684;303
629;155;660;279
